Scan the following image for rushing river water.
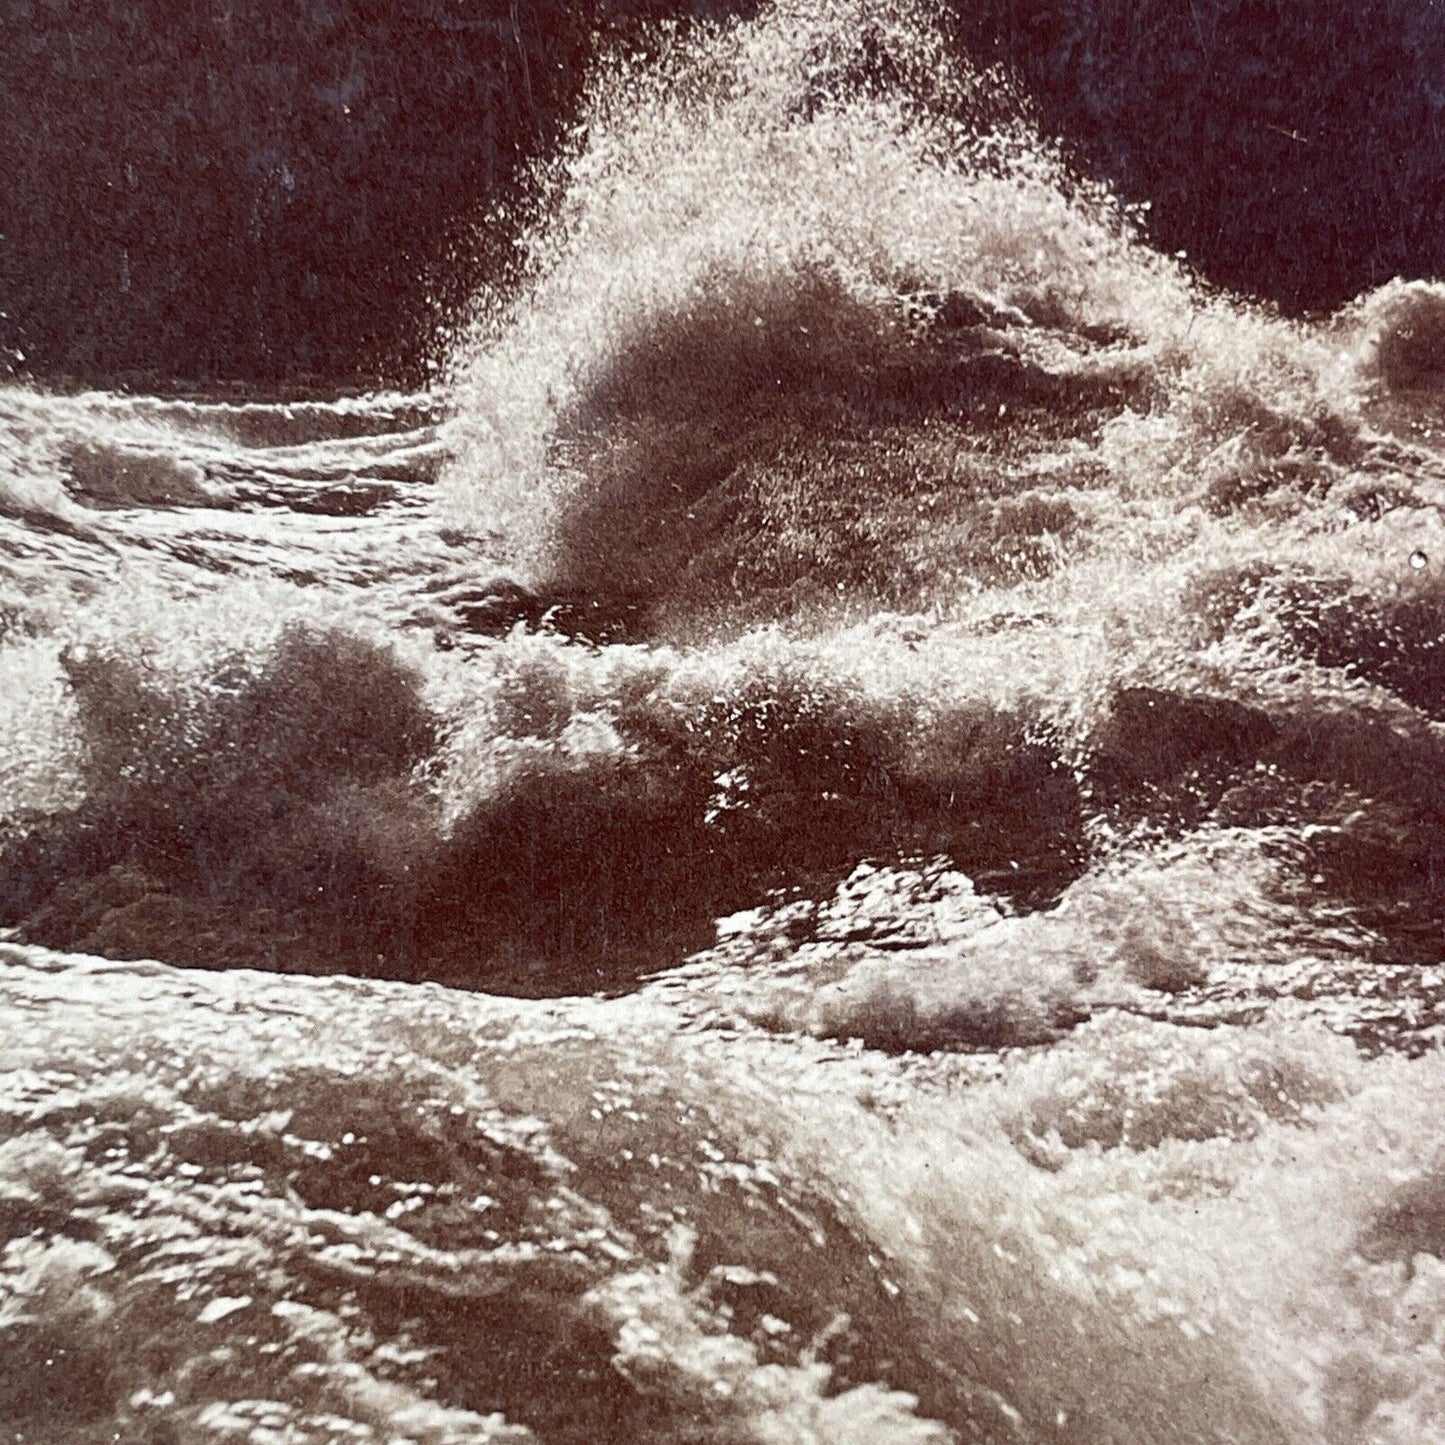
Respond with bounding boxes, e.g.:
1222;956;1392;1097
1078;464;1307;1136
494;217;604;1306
3;2;1445;1440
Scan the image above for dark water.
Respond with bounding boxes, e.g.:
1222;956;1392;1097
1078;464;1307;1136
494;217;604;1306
2;2;1445;1440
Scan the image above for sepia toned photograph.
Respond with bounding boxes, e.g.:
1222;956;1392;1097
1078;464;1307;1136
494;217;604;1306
1;1;1443;1439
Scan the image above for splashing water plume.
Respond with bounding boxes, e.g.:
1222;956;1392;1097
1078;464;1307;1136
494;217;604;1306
2;0;1445;1440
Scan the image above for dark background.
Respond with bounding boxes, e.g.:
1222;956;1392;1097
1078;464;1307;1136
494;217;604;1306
3;0;1442;387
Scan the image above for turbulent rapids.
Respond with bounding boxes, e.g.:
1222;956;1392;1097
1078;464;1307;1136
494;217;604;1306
3;2;1445;1440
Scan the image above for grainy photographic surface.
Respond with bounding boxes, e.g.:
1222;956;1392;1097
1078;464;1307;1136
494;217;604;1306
2;2;1444;1441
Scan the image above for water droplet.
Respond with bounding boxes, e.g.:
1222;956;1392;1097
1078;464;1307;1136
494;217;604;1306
1410;550;1428;570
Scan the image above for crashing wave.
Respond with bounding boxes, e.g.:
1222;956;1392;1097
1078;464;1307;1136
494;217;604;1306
1;3;1444;1438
